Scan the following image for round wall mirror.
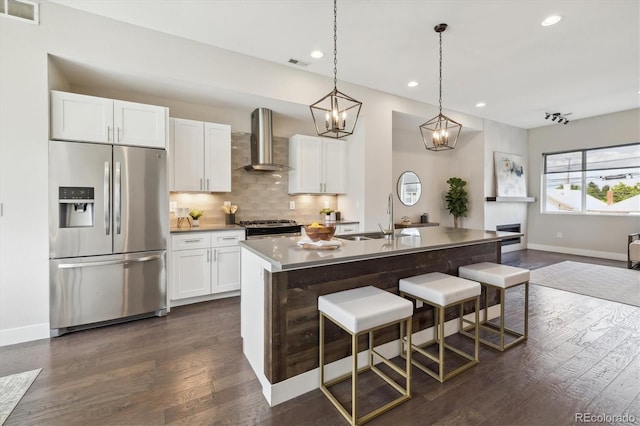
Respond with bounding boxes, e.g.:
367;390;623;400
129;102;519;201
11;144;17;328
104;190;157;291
397;171;422;206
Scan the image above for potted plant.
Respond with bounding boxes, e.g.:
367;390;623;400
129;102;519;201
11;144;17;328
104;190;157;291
189;209;204;227
319;208;335;222
445;177;469;228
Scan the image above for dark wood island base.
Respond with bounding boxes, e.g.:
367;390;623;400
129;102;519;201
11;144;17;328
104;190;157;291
240;227;517;406
266;241;501;383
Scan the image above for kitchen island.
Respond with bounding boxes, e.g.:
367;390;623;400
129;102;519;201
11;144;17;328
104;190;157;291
240;226;518;406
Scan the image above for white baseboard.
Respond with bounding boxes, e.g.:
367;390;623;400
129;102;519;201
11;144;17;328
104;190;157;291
170;290;240;308
0;323;50;347
527;243;626;261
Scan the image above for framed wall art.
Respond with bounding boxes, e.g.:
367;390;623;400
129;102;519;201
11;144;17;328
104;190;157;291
494;152;527;197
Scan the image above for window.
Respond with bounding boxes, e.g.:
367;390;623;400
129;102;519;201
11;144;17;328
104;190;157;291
542;143;640;215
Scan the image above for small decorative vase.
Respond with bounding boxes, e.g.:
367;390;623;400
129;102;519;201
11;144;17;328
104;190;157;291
192;219;200;227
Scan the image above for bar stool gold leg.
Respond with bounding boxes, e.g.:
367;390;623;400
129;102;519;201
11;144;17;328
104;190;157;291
524;282;529;338
320;313;325;387
352;332;357;426
500;288;505;350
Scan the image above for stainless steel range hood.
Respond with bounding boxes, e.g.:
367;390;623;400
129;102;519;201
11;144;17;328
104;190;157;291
244;108;290;172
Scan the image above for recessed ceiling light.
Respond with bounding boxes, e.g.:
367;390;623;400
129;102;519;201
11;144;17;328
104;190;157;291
310;50;324;59
541;15;562;26
407;81;419;87
475;102;486;108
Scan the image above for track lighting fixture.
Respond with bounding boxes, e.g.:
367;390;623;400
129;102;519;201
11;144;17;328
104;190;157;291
544;112;570;125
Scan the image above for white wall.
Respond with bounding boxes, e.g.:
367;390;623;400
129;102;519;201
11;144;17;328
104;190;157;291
0;2;484;345
391;120;486;228
527;108;640;259
484;120;529;252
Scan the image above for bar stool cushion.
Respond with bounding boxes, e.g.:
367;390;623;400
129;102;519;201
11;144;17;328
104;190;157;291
318;286;413;334
399;272;480;306
459;262;529;289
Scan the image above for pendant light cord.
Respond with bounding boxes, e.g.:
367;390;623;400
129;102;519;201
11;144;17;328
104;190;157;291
438;30;443;116
333;0;338;91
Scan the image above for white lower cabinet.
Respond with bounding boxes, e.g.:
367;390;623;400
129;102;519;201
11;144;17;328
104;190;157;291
170;230;244;303
335;223;360;235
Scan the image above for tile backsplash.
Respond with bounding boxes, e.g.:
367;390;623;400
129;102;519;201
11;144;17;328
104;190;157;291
170;132;338;226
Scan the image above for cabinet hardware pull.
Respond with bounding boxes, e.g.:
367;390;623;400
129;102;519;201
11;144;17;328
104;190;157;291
107;126;112;142
200;178;203;190
206;249;210;262
184;239;201;243
117;126;121;142
213;249;217;262
207;179;210;190
221;237;237;240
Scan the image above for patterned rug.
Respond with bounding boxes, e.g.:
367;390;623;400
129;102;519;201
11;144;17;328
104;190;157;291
530;261;640;307
0;369;41;425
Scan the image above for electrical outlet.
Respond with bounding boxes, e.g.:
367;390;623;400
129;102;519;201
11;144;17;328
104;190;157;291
416;300;423;308
556;231;563;238
169;202;177;212
324;200;330;208
289;201;295;210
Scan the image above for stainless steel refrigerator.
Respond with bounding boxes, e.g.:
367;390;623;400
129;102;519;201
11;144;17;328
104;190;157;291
49;140;168;336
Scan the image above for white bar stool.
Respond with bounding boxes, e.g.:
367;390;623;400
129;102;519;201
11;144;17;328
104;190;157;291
458;262;529;351
399;272;481;383
318;286;413;426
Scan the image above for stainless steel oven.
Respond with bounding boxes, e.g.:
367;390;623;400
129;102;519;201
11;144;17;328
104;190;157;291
239;220;302;239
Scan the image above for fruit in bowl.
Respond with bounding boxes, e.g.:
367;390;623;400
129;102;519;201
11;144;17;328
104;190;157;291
304;222;336;242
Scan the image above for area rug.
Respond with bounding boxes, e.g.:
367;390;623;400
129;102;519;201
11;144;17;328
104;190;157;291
530;261;640;307
0;369;41;425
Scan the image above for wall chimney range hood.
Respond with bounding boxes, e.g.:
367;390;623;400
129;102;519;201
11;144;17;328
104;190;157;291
244;108;290;172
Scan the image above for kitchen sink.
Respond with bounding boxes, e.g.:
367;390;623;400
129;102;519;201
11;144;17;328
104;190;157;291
335;232;388;241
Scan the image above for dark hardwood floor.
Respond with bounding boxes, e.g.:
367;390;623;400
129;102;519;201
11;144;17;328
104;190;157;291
2;249;637;426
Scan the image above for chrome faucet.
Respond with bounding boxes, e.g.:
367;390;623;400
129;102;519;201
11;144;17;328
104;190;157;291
378;193;395;239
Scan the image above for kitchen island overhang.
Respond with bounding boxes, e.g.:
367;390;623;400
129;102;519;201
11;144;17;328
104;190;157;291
239;226;521;406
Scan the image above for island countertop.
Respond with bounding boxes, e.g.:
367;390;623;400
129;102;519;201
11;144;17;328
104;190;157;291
239;226;519;271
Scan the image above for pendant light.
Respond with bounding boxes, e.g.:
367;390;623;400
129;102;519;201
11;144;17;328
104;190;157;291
310;0;362;139
419;23;462;151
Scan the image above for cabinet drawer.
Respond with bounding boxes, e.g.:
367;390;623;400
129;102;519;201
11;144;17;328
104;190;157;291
172;233;210;250
211;230;245;247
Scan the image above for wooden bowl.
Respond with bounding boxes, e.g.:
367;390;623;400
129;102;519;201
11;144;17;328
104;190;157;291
304;224;336;241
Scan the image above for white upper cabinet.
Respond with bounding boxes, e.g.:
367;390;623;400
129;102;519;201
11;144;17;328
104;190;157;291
51;91;167;148
51;91;113;143
171;118;205;191
113;100;167;148
204;122;231;192
170;118;231;192
289;134;347;194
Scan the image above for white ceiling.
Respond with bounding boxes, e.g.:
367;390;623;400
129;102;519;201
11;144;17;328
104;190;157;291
50;0;639;129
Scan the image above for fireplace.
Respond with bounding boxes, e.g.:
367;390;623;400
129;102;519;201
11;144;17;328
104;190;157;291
496;223;521;246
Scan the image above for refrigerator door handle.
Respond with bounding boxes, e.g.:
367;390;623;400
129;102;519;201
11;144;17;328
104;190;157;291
57;254;162;269
115;161;121;234
104;161;111;235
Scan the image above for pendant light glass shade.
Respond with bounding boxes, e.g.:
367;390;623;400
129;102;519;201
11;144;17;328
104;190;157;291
310;0;362;139
419;23;461;151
